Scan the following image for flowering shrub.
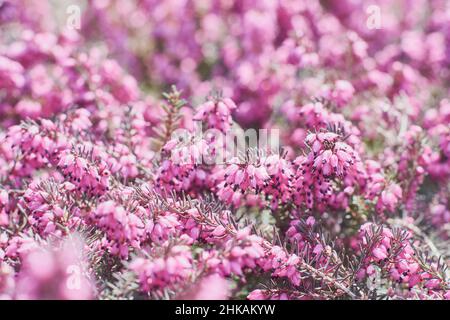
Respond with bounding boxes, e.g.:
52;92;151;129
0;0;449;300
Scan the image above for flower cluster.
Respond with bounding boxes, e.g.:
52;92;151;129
0;0;449;301
130;242;193;293
193;97;237;132
91;200;146;258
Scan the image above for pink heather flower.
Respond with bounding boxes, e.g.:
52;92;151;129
0;190;9;226
179;274;230;300
0;261;15;299
293;130;364;209
357;223;447;294
163;134;210;166
91;200;147;257
377;183;403;213
215;158;270;206
15;235;94;300
154;157;208;192
325;80;355;107
429;204;450;226
130;243;193;293
56;146;111;196
262;154;294;208
248;289;295;300
0;0;449;301
247;289;266;300
15;99;42;119
20;179;78;236
306;216;316;227
0;55;25;89
303;131;359;179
